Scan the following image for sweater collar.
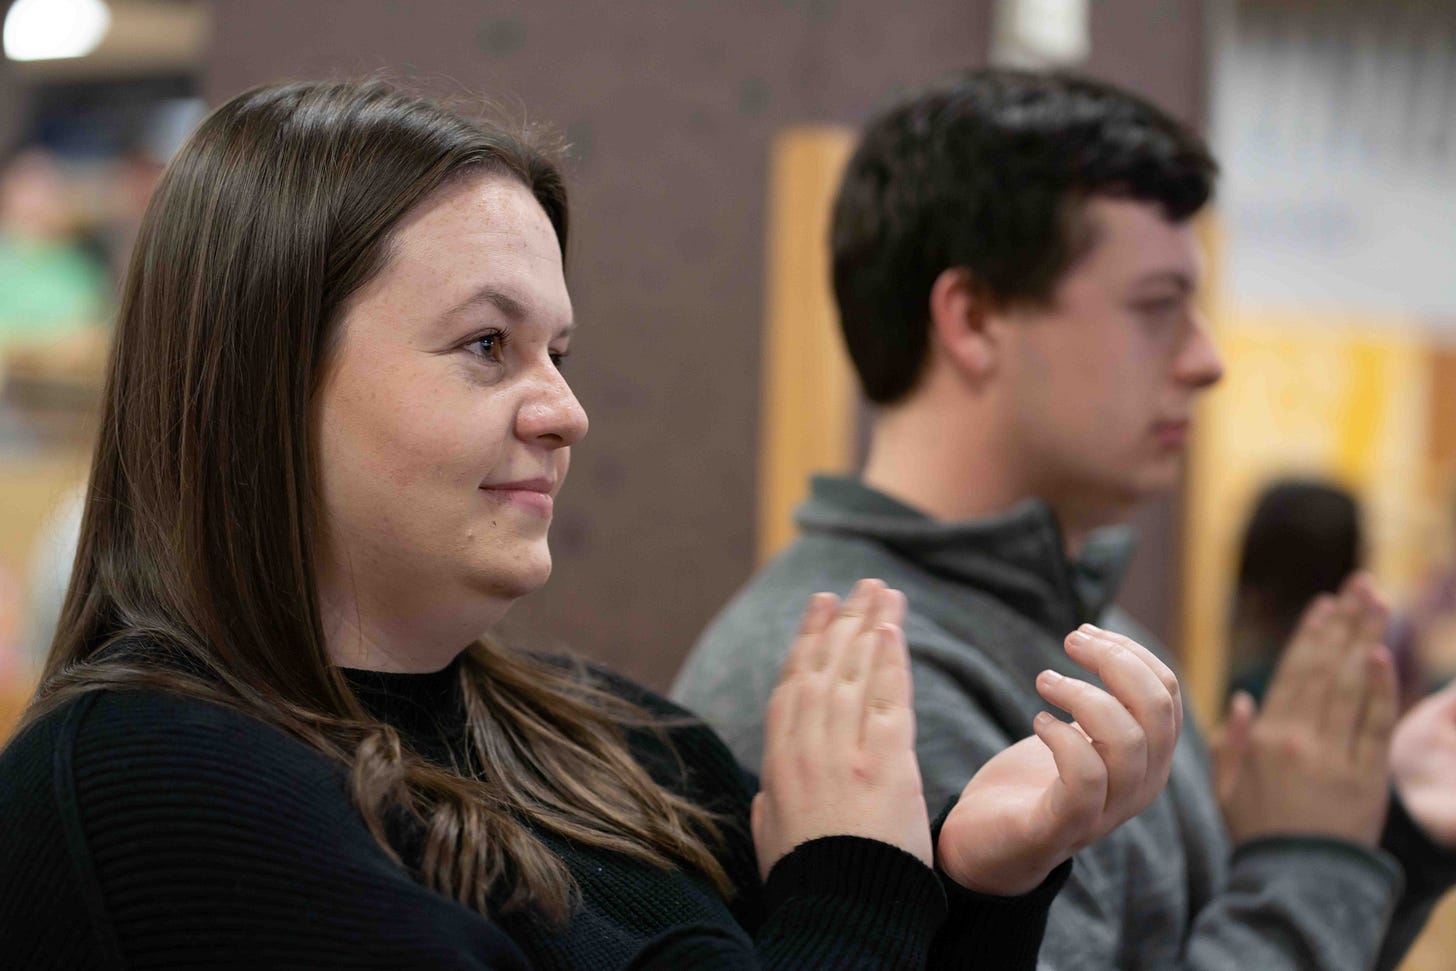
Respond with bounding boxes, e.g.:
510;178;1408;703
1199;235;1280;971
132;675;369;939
794;475;1136;634
341;654;468;766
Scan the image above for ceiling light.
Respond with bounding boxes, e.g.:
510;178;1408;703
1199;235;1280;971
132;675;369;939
4;0;113;63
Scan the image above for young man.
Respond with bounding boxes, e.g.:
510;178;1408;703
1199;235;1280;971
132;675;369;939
674;70;1456;969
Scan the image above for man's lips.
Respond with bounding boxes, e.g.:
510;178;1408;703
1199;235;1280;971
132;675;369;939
1152;420;1190;447
480;478;556;516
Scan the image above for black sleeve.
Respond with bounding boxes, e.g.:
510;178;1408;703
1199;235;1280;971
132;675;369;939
1375;787;1456;971
614;673;1063;969
927;800;1071;967
58;690;534;971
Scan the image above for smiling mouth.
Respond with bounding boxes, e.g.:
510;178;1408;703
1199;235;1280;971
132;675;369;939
479;480;555;517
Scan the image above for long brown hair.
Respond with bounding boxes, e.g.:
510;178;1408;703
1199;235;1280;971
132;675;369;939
23;79;730;921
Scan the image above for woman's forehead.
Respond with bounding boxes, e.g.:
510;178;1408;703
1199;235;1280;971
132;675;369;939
371;176;571;333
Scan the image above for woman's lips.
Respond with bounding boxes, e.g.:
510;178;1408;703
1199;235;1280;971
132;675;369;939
480;479;555;517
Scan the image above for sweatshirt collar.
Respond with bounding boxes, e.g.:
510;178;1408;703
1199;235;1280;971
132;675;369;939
794;475;1135;634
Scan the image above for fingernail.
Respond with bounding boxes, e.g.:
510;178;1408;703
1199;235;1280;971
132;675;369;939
1040;669;1064;684
1067;631;1091;646
1080;623;1103;634
1034;711;1053;728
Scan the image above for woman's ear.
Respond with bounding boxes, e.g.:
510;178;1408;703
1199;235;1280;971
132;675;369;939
927;266;997;380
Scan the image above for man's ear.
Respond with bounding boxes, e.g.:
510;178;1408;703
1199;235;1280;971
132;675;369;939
928;266;997;379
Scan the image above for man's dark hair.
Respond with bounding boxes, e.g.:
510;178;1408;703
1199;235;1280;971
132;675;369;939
831;69;1218;403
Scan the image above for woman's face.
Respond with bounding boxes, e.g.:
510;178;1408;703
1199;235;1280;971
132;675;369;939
313;173;586;651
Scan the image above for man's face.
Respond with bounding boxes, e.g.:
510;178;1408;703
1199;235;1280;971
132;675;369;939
996;198;1224;526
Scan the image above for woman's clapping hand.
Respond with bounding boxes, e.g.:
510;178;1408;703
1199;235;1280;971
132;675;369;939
752;580;931;881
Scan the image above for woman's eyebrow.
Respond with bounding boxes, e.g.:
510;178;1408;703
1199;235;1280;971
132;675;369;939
442;284;529;323
440;285;575;338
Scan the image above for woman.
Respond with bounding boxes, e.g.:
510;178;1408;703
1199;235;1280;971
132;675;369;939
0;80;1181;969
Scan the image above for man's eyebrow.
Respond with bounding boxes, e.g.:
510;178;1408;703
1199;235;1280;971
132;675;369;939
1132;270;1196;293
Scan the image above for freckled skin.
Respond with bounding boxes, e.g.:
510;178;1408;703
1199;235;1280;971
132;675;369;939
312;175;587;671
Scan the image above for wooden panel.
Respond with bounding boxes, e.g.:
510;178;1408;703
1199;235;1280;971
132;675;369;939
756;127;858;563
0;447;88;686
1403;890;1456;971
1426;347;1456;493
1180;213;1231;724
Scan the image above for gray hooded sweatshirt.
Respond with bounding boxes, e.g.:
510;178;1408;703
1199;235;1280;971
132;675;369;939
673;476;1456;970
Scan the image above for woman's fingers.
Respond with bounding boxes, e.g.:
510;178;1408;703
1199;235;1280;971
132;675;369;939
861;622;915;756
781;592;838;681
769;592;839;760
823;583;894;740
1032;712;1106;843
753;579;933;876
1035;668;1147;813
808;579;880;673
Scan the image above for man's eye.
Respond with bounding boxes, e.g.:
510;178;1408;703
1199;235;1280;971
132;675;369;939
1135;298;1183;317
550;350;569;370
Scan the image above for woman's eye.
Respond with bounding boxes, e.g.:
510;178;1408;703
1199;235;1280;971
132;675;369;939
550;350;569;370
468;330;508;362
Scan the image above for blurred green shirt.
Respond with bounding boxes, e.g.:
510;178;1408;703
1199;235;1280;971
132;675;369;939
0;235;108;341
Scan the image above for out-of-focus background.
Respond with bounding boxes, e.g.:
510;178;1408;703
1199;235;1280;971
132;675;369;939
0;1;1453;962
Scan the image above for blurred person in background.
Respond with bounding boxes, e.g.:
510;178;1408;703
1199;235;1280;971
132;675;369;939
1226;478;1371;705
0;147;109;345
0;79;1185;970
676;68;1456;970
1389;486;1456;705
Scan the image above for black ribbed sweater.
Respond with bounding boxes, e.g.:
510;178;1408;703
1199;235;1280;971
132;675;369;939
0;653;1067;969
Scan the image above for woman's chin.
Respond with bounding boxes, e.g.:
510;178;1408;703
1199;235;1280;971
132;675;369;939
472;555;554;602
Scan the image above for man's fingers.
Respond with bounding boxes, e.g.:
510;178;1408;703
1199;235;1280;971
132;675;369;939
1036;669;1147;809
1354;646;1398;770
1349;577;1390;653
1065;628;1179;777
1321;577;1391;738
1079;625;1184;735
1325;623;1376;740
1032;712;1107;841
1214;690;1256;807
1263;594;1336;717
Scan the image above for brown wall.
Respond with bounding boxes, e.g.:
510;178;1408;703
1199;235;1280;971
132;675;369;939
203;0;1206;687
0;2;22;152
